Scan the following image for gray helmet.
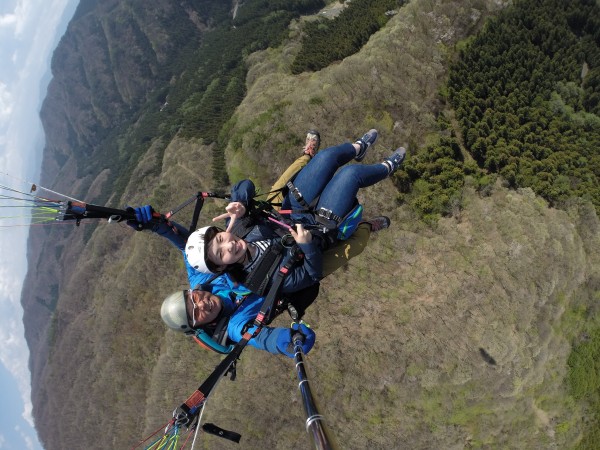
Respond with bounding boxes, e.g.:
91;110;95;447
161;290;194;334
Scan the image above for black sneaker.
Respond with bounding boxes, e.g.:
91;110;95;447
354;129;378;161
365;216;391;232
303;130;321;158
383;147;406;174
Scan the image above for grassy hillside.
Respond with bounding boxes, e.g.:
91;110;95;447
29;0;600;449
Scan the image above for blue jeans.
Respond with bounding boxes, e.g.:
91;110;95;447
284;142;388;222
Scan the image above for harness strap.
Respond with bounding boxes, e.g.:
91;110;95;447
244;241;286;296
202;423;241;443
177;247;303;418
257;244;304;325
315;207;342;224
286;181;310;209
188;196;205;234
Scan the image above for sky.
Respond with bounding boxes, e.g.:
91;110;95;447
0;0;79;449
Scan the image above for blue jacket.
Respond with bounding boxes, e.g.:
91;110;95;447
204;282;286;354
230;179;323;293
153;220;289;354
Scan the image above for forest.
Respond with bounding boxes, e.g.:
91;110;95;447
400;0;600;225
290;0;406;73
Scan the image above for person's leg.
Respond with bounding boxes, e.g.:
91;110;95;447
317;147;407;218
289;142;356;207
289;129;378;207
267;154;311;208
267;130;322;208
316;163;389;218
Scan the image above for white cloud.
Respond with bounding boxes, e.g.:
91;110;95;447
0;0;78;443
15;425;35;450
0;0;34;37
0;82;13;121
0;254;34;427
0;13;17;27
0;314;34;427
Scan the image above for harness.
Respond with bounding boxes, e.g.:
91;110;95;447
243;240;288;296
190;178;363;355
193;314;236;354
190;241;318;356
281;179;364;240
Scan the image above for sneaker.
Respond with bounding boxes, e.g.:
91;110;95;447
364;216;391;232
302;130;321;158
354;129;378;161
383;147;406;174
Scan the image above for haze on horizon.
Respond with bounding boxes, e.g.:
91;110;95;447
0;0;79;448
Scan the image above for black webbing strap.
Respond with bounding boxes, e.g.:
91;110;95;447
284;181;321;218
286;181;309;209
202;423;241;443
176;331;253;421
257;244;304;325
243;241;286;296
188;196;205;234
315;207;342;225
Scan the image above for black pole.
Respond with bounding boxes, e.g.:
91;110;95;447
293;334;338;450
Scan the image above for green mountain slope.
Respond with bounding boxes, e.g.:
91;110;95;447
23;0;600;449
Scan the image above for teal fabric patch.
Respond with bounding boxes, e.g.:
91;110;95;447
337;204;363;240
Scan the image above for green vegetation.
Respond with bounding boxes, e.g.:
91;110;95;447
450;0;600;208
103;0;326;193
567;319;600;449
291;0;405;73
400;0;600;223
64;0;327;205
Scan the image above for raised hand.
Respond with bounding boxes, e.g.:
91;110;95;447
212;201;246;232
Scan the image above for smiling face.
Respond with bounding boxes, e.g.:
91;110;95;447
186;289;223;327
206;231;247;268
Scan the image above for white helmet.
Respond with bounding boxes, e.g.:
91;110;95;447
185;226;219;274
161;290;193;334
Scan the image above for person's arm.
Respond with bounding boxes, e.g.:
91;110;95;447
226;296;281;353
277;224;323;294
226;294;315;356
280;240;323;293
230;179;256;208
152;220;190;250
267;155;310;207
127;205;191;250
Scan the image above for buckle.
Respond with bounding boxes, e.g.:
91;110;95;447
316;207;342;224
